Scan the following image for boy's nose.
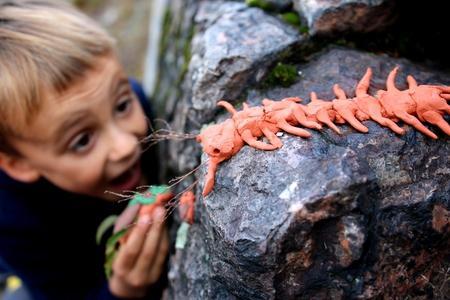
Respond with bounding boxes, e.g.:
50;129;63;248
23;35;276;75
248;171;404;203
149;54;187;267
108;125;139;162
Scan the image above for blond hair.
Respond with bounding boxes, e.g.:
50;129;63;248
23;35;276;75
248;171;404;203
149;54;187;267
0;0;115;153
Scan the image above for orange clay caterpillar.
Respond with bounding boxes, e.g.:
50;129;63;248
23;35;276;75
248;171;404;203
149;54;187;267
197;67;450;196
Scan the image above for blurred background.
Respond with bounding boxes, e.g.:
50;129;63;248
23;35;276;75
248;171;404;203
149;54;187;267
71;0;152;79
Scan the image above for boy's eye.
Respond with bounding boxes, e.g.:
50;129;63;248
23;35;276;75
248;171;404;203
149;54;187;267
115;97;133;115
69;132;93;153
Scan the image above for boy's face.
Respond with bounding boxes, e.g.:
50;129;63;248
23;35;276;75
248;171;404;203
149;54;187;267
7;55;148;200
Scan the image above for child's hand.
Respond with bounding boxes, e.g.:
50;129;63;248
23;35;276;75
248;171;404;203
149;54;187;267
108;207;169;298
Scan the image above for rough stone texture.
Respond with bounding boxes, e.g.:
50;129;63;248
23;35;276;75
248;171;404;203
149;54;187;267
246;0;293;12
148;0;198;116
168;48;450;299
293;0;396;36
165;1;303;174
265;0;292;11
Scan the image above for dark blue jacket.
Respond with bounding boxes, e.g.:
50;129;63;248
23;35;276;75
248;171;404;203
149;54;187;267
0;79;159;300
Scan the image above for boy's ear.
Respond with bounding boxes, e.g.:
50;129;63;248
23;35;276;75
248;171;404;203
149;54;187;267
0;152;41;183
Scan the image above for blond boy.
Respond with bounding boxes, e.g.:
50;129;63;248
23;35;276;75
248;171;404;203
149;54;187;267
0;1;168;299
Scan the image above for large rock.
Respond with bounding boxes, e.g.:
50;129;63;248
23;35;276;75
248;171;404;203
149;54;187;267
168;48;450;299
293;0;396;36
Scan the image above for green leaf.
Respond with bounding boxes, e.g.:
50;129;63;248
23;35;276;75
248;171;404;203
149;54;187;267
128;185;170;206
104;228;127;279
104;249;117;279
175;222;191;249
106;228;127;250
96;215;117;245
150;185;169;195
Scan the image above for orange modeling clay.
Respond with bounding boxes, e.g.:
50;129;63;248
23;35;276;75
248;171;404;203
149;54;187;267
301;92;341;134
196;66;449;197
197;118;244;196
332;83;370;133
218;101;282;150
377;67;438;139
407;76;450;136
262;97;322;136
333;68;405;134
179;190;195;224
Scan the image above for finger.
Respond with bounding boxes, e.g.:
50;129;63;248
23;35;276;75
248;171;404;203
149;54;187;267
109;275;146;299
441;93;450;100
435;85;450;93
132;208;166;277
114;204;141;233
113;214;152;273
147;226;170;284
337;109;369;133
421;111;450;136
395;111;438;139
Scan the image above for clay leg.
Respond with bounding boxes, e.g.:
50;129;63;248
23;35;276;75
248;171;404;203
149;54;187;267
203;160;218;196
277;119;311;138
293;107;322;130
335;108;369;133
241;129;278;150
261;127;283;148
421;111;450;136
367;107;405;135
394;110;438;139
355;110;370;121
316;109;341;134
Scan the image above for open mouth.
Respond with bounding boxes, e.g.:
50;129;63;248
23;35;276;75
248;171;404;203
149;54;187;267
109;161;142;191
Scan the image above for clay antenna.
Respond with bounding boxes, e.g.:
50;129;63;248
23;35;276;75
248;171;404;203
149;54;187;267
164;180;198;219
140;118;198;149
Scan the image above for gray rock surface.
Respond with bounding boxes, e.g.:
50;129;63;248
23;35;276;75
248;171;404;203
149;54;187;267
293;0;396;36
168;48;450;299
166;1;303;173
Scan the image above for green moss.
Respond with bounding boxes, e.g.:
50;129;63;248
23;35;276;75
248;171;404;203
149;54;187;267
179;25;195;83
280;11;309;34
152;8;173;115
299;25;309;34
281;12;300;26
245;0;275;12
262;62;298;88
